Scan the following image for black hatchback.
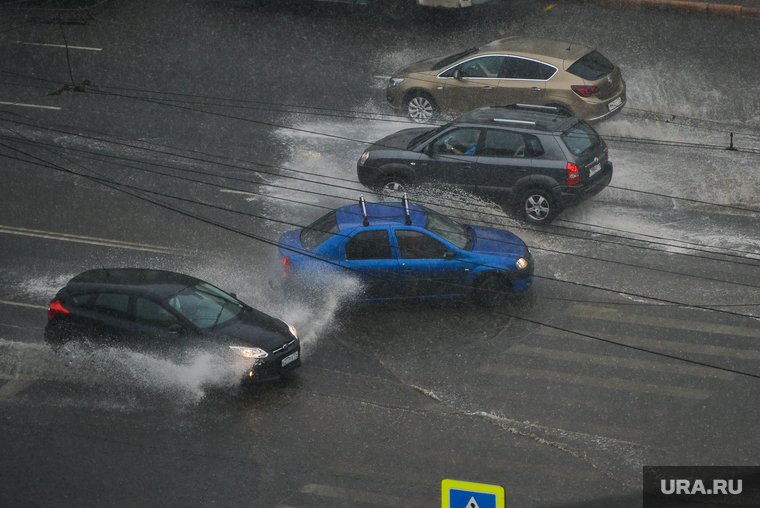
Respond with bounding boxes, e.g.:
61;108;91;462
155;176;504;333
357;104;613;224
44;269;301;382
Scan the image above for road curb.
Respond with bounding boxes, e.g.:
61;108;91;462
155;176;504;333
575;0;760;18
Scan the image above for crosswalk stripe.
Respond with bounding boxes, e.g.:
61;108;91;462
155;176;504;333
535;326;760;361
568;304;760;339
0;379;35;400
0;225;179;254
478;365;712;400
300;484;403;507
509;344;736;380
0;299;47;310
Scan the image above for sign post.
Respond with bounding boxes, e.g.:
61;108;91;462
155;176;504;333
442;479;505;508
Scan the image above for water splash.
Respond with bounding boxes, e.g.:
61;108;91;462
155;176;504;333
0;339;251;403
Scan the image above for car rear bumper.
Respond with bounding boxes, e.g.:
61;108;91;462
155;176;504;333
579;91;627;122
556;162;613;207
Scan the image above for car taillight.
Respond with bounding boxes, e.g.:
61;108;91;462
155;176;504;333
567;162;580;186
571;85;599;98
282;256;291;278
48;300;70;320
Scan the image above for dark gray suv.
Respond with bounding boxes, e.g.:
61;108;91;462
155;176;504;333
357;104;613;223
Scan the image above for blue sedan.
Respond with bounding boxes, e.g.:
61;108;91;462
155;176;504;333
277;197;533;306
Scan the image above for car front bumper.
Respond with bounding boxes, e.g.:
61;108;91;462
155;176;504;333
243;339;301;382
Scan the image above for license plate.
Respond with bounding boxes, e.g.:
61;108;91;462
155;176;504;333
608;97;623;111
281;351;299;367
588;163;601;178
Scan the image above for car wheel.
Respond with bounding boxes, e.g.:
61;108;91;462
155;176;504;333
378;175;408;197
44;323;70;349
472;272;510;308
404;92;437;123
518;188;557;224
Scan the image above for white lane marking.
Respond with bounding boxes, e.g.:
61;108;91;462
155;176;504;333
0;101;61;110
0;379;36;400
478;365;712;400
0;299;47;310
300;484;403;507
14;41;102;51
537;327;760;361
569;304;760;339
509;344;736;380
0;225;179;254
219;189;257;196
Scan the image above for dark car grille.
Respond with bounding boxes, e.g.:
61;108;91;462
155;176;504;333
272;338;297;354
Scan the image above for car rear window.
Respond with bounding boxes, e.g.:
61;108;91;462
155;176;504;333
561;121;601;155
301;211;339;252
567;50;615;81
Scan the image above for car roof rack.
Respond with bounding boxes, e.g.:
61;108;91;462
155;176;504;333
491;103;571;115
493;118;537;126
402;193;412;225
359;194;370;226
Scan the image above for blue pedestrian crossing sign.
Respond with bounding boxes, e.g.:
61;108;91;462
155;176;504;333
442;479;505;508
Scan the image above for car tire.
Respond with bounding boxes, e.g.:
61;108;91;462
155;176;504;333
404;91;437;123
518;188;557;224
377;175;409;197
44;322;70;349
472;272;510;308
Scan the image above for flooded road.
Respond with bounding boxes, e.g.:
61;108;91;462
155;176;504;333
1;0;759;506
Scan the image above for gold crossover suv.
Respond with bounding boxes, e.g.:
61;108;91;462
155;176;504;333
386;36;626;122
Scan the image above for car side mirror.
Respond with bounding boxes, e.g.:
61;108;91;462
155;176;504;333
453;69;463;80
444;250;457;259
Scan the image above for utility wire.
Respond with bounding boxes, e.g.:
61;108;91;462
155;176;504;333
2;137;759;326
4;140;760;380
3;113;760;273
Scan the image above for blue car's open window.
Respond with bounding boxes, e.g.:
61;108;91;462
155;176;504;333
396;230;448;259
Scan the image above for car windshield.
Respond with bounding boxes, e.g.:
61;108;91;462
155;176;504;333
424;208;472;250
166;283;244;329
431;47;479;71
407;124;450;149
301;211;340;252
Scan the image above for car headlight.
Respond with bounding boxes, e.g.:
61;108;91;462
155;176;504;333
359;150;370;165
389;77;404;87
515;257;529;270
229;346;268;359
287;323;298;340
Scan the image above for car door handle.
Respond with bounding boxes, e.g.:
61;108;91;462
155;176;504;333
403;266;414;271
482;86;494;90
458;164;472;169
530;87;542;92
